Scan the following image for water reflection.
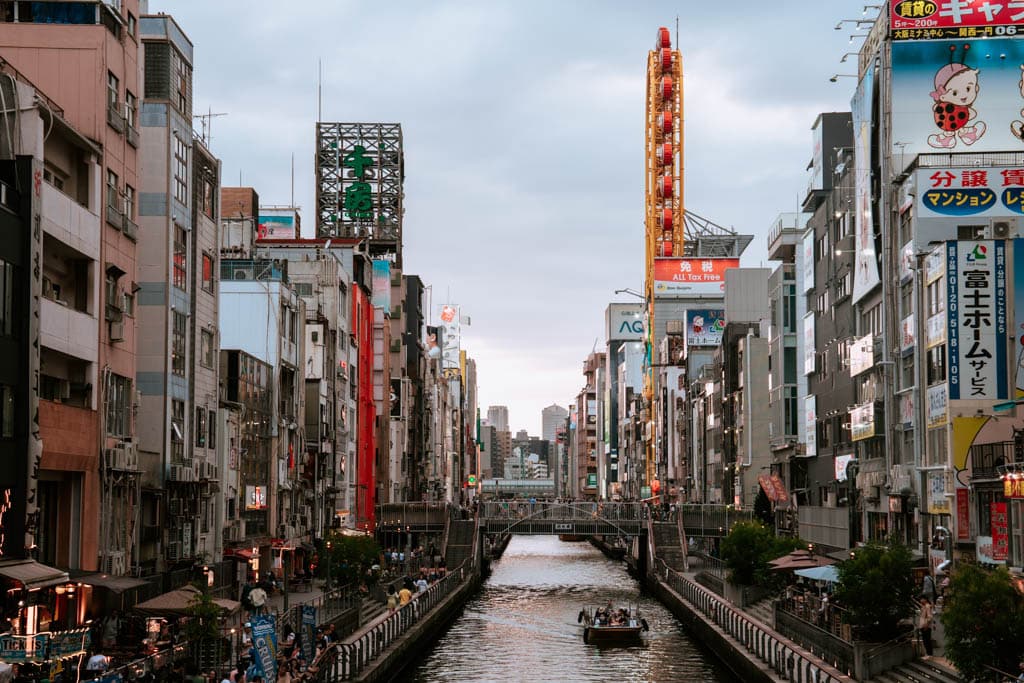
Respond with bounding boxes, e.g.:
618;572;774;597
409;536;737;683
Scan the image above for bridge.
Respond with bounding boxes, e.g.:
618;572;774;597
478;501;645;536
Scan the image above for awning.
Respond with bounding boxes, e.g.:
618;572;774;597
76;573;149;594
134;585;240;617
0;559;69;590
225;548;255;561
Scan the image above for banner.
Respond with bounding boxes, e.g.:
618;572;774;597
685;309;725;348
371;259;392;311
992;502;1009;561
947;240;1008;400
653;258;738;296
439;304;460;370
849;334;874;376
1015;239;1024;397
852;64;880;303
928;471;951;514
956;489;971;540
301;605;317;664
249;613;278;681
803;313;815;376
927;384;948;427
802;230;815;293
804;395;817;457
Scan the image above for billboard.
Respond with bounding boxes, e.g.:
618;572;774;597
947;240;1008;400
803;312;815;376
928;383;949;427
802;230;815;293
850;403;876;441
892;39;1024;158
653;258;738;296
1015;239;1024;396
257;211;298;240
891;0;1024;40
685;309;725;348
606;302;644;342
371;259;392;311
917;167;1024;217
804;395;817;457
849;334;875;376
852;63;880;303
439;304;460;370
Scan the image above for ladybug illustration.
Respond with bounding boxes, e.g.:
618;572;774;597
928;44;986;149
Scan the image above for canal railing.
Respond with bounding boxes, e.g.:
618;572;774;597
376;502;450;531
678;504;755;537
653;558;849;683
310;561;470;681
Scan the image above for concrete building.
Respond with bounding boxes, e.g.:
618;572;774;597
1;0;143;574
573;352;604;499
541;404;567;443
487;405;508;432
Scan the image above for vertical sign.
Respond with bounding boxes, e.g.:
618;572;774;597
1015;239;1024;397
439;304;461;370
928;471;950;514
804;395;817;457
802;230;815;294
852;64;880;303
301;605;316;664
947;241;1008;400
803;312;815;375
249;613;278;681
371;259;392;311
992;502;1009;561
956;489;970;541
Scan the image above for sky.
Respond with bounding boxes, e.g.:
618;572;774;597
149;1;872;436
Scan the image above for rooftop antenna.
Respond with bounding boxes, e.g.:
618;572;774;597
675;15;679;49
290;153;295;208
317;59;323;122
193;106;227;147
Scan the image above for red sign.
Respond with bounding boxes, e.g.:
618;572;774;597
891;0;1024;40
653;258;739;296
758;474;789;503
956;489;970;540
991;502;1009;562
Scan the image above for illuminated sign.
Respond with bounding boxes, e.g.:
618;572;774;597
246;485;268;510
653;258;739;296
1004;476;1024;498
891;0;1024;40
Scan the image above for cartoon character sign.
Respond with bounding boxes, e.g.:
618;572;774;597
1012;65;1024;141
928;44;986;149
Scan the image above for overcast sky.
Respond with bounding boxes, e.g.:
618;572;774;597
150;1;871;436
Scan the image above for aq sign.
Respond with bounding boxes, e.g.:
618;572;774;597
607;303;644;342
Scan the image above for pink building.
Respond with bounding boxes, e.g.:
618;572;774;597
1;1;142;573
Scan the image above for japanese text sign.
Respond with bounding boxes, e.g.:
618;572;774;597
653;258;738;296
891;0;1024;40
947;240;1008;400
917;168;1024;217
991;502;1009;561
956;488;970;539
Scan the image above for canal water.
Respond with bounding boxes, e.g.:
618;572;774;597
408;536;737;682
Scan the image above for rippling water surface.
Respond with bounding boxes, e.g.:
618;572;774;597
408;536;737;683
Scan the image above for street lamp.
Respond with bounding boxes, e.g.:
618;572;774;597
830;74;857;82
614;287;645;300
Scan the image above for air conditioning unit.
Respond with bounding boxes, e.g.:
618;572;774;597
122;440;139;470
109;320;125;342
991;218;1015;239
105;447;125;471
225;524;242;542
166;542;182;562
233;267;254;280
100;551;126;575
666;320;685;336
202;462;219;480
169;465;194;482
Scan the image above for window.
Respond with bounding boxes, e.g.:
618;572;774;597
123;184;134;220
105;374;131;437
171;399;185;461
201;329;214;368
784;386;798;437
173;135;188;204
106;71;119;110
208;409;216;450
124;91;136;128
123;291;134;317
173;225;187;290
927;346;946;386
861;302;882;337
106;169;119;210
171;48;190;114
294;282;313;297
127;11;136;38
195;407;206;448
0;384;13;439
172;312;186;377
202;253;214;292
43;165;65;192
200;178;215;219
0;259;14;337
927;279;945;317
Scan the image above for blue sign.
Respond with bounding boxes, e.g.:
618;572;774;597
249;613;278;681
301;605;317;663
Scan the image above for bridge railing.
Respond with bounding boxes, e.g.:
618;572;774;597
679;504;755;535
376;502;450;528
654;558;847;683
478;500;645;522
311;561;468;681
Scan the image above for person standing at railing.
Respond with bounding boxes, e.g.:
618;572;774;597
917;596;935;659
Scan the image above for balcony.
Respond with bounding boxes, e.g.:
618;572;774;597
41;298;98;362
126;125;140;149
105;202;123;230
106;101;125;134
122;215;138;242
41;183;100;261
969;441;1015;483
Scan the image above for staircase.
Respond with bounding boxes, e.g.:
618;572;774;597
651;521;687;571
358;596;386;627
745;596;774;627
444;518;476;569
869;658;962;683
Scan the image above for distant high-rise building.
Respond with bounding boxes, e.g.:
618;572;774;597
542;404;568;443
487;405;509;432
515;429;530;441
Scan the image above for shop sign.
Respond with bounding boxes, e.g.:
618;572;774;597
956;489;971;540
901;241;915;282
245;485;267;510
902;314;916;351
586;473;597;488
853;64;880;303
804;395;817;457
849;334;875;376
804;313;816;376
653;258;739;296
301;605;317;663
802;230;815;293
850;403;875;442
685;309;725;348
976;535;1004;564
928;471;951;514
927;384;948;427
926;312;946;349
0;634;47;662
947;240;1008;400
1004;476;1024;498
889;496;903;513
992;502;1009;561
900;392;915;429
916;168;1024;217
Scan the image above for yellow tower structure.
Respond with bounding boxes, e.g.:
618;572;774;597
643;27;683;490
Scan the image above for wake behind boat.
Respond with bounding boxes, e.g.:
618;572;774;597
578;604;649;644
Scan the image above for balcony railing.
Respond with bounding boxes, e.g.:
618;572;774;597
126;124;139;148
122;215;138;241
106;101;125;134
969;441;1016;482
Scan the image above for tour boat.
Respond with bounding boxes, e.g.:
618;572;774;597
578;605;649;644
558;534;587;542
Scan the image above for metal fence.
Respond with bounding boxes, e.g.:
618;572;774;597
678;504;755;536
273;584;360;638
310;562;469;681
376;502;450;529
654;558;846;683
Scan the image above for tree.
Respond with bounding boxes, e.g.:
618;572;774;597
754;488;773;528
319;532;381;586
941;563;1024;681
721;521;803;586
832;542;915;641
185;585;226;668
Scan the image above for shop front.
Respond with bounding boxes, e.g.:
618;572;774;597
0;559;91;665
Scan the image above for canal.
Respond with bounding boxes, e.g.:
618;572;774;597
409;535;737;682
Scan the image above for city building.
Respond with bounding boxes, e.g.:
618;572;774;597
487;405;509;432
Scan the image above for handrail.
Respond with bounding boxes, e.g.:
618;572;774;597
653;557;849;683
982;664;1017;682
311;560;470;681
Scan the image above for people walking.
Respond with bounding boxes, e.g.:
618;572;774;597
917;596;935;658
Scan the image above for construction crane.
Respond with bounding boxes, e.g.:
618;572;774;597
643;26;683;489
